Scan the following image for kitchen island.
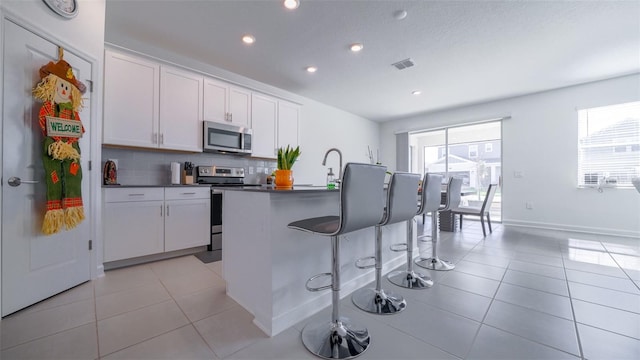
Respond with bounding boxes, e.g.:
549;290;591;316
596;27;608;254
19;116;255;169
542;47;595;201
221;185;412;336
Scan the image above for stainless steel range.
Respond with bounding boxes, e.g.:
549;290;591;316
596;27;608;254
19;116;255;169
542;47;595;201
195;166;260;262
196;166;247;186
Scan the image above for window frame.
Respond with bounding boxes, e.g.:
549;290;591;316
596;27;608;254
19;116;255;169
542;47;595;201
577;101;640;189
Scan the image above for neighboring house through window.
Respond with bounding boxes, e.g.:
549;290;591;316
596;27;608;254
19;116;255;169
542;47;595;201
469;145;478;158
578;101;640;188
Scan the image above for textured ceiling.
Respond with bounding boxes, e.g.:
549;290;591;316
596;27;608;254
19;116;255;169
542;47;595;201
105;0;640;122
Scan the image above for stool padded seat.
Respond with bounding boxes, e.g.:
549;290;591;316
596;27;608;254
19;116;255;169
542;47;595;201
288;215;340;235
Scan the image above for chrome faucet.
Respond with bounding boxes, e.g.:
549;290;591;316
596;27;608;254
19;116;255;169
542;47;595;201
322;148;343;182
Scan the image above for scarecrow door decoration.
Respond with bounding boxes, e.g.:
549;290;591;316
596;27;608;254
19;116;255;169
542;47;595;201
32;48;86;235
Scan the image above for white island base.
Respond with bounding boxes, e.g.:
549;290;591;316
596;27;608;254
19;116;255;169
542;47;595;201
222;187;415;336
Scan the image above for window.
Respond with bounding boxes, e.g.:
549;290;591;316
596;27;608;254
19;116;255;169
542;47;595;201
411;121;502;221
485;143;493;152
468;145;478;158
578;101;640;188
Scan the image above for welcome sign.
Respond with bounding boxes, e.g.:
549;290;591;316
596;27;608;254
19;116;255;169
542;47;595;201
45;116;82;138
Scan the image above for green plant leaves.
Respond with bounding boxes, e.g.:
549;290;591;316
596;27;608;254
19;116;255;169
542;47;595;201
277;145;300;170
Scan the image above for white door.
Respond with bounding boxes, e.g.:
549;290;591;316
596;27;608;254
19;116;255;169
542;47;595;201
2;21;91;316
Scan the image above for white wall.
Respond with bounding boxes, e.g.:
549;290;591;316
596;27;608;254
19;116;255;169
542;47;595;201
380;74;640;237
294;99;380;185
102;36;380;186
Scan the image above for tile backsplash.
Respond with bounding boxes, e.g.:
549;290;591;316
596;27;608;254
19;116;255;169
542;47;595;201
102;147;276;186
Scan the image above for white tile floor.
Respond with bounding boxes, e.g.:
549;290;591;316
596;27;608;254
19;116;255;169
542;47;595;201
1;220;639;359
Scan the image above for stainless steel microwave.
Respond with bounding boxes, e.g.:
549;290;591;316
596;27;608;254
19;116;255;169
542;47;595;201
203;121;252;155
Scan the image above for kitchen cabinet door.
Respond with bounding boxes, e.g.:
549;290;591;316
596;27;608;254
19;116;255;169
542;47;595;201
229;86;251;127
277;100;300;149
160;66;203;152
103;200;164;262
203;77;251;128
103;50;159;148
164;198;210;252
251;93;278;159
203;77;229;124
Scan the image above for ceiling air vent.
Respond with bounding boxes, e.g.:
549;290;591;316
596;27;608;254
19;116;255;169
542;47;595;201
392;58;415;70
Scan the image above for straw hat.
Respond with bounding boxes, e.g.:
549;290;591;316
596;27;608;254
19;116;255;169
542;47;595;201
39;59;87;94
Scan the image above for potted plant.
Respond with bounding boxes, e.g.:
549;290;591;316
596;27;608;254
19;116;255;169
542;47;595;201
275;145;300;188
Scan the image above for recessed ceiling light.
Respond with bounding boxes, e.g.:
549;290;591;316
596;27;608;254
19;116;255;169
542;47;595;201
350;43;364;52
306;66;317;73
242;35;255;44
394;10;408;20
283;0;300;10
412;90;422;95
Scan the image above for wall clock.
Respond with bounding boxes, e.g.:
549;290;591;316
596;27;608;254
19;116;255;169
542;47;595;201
43;0;78;19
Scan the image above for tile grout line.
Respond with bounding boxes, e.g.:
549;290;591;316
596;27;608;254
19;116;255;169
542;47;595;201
561;248;585;360
93;281;101;360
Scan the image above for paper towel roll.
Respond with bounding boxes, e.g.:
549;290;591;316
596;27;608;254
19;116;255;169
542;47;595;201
171;162;181;184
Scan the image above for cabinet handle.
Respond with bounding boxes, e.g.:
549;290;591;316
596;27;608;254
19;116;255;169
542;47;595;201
181;192;196;195
128;193;145;196
166;205;170;217
160;205;163;216
159;133;164;144
230;113;233;122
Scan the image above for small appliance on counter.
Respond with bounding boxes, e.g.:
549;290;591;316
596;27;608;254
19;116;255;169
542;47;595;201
103;160;118;185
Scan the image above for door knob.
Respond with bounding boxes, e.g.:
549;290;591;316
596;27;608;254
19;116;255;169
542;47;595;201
7;177;38;187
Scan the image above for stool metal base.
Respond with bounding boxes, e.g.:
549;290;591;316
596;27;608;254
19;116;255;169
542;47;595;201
414;257;455;271
301;318;370;359
387;270;433;289
352;288;406;314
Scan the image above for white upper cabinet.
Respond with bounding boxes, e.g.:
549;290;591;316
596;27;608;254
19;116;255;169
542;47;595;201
203;77;251;128
104;49;203;152
251;93;278;159
159;65;203;152
229;86;252;128
203;77;228;124
103;50;159;148
277;100;300;149
250;94;301;159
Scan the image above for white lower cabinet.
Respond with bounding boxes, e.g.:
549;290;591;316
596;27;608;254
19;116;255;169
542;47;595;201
164;188;210;252
103;187;210;262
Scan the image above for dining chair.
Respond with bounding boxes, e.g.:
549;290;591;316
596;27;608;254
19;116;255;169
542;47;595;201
450;183;498;237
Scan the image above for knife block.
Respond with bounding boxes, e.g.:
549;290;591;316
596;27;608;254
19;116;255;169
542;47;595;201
182;171;193;185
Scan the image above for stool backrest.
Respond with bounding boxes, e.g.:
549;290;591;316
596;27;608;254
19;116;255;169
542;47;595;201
443;177;463;210
418;173;444;214
338;163;386;235
382;172;421;225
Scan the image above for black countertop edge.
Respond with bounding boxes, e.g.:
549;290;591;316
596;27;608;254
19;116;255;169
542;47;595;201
102;184;212;188
219;185;339;193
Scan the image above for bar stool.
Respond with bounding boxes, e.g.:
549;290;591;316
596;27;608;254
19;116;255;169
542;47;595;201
415;176;461;271
288;163;386;359
351;172;420;315
386;181;433;290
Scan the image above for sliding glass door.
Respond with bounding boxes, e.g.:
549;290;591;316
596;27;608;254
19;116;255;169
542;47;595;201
410;121;502;221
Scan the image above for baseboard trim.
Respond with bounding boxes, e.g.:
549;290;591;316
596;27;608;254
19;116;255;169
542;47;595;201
501;219;640;239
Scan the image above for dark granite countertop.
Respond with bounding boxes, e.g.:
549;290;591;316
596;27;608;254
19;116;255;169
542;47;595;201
102;184;211;188
218;185;338;193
